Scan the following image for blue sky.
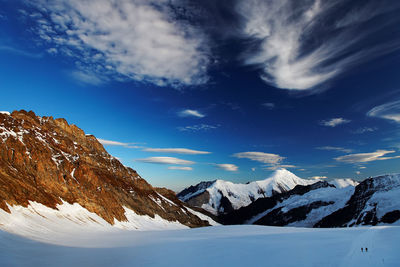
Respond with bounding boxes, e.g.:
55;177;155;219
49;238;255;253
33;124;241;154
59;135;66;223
1;0;400;191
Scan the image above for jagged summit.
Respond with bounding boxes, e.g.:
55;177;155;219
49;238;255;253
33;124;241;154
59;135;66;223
0;110;212;231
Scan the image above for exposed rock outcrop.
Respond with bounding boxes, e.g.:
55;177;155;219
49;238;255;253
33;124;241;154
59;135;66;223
0;110;209;228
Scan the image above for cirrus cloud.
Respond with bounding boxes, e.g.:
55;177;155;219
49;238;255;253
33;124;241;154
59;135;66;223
215;164;238;172
97;138;141;148
178;109;205;118
367;100;400;123
135;157;194;165
143;148;211;155
233;151;284;165
316;146;353;153
334;149;400;164
168;166;193;171
236;0;400;90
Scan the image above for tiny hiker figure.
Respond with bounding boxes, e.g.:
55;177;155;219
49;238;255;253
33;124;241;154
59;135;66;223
361;248;363;252
366;247;368;252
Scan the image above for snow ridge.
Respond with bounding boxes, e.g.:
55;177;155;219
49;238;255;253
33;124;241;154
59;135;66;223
180;169;316;215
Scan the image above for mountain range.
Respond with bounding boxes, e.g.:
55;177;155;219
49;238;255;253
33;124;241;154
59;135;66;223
178;170;400;227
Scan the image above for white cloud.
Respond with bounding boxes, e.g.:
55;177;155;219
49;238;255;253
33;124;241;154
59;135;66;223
27;0;210;87
97;138;141;148
168;166;193;171
143;148;211;155
316;146;353;153
177;124;219;132
334;149;400;164
215;164;238;172
359;166;366;169
178;109;205;118
236;0;400;90
135;157;194;165
367;100;400;123
355;171;361;175
233;151;284;165
310;176;328;180
320;118;350;127
97;138;128;146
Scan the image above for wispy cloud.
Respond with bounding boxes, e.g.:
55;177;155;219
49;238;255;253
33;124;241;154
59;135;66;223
316;146;353;153
367;100;400;123
178;109;205;118
0;45;42;58
177;124;219;132
335;149;400;163
97;138;141;148
136;157;194;165
352;127;377;134
25;0;210;87
168;166;193;171
215;163;238;172
236;0;400;90
233;151;284;165
143;148;211;155
320;118;350;127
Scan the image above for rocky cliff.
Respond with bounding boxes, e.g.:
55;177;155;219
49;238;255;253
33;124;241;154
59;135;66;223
0;110;209;228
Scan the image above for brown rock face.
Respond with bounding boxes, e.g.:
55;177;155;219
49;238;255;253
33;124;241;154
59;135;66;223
0;110;209;227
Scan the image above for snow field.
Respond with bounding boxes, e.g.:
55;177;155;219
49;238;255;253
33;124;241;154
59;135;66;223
0;225;398;267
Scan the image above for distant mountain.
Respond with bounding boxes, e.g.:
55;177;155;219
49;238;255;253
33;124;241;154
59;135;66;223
199;173;399;228
217;180;352;225
0;110;216;235
177;169;316;215
179;170;400;227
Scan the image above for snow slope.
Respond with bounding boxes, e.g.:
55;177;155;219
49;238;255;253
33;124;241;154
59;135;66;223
0;225;398;267
0;200;218;244
180;169;316;215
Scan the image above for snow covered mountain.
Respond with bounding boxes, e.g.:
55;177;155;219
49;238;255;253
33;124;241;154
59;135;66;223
0;110;217;234
177;169;316;215
316;174;400;227
243;181;357;227
217;174;399;227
